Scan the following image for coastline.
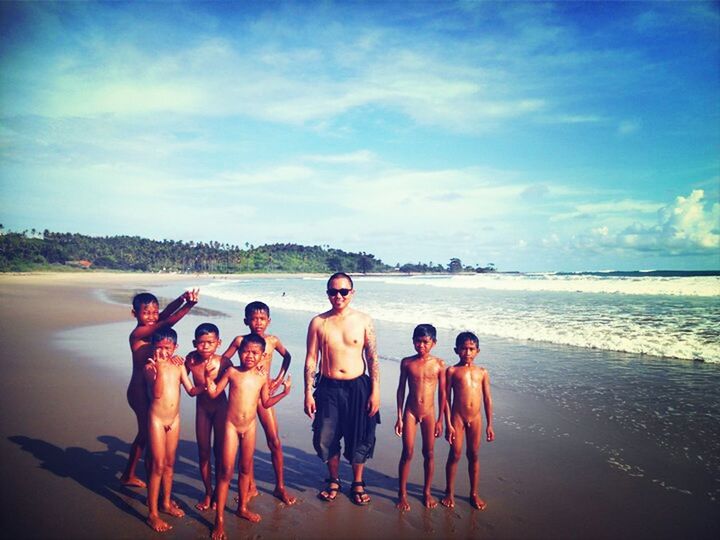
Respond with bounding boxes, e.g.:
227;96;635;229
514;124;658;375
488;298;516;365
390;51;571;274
1;272;718;539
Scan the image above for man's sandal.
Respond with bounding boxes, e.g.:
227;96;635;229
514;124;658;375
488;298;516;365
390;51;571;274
350;481;370;506
318;478;341;502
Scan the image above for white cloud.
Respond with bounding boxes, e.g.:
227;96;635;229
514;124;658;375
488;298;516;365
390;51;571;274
303;150;377;164
576;190;720;255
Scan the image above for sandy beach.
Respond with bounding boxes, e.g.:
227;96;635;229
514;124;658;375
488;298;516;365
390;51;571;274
1;272;718;540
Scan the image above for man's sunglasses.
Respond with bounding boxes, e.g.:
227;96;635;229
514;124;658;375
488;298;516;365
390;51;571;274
327;288;351;297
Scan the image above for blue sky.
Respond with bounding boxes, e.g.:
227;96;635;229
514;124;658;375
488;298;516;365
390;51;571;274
1;1;718;271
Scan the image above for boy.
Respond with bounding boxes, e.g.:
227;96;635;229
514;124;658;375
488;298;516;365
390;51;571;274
394;324;446;511
122;289;199;488
220;301;295;505
441;332;495;510
206;334;291;538
185;323;232;511
144;328;203;532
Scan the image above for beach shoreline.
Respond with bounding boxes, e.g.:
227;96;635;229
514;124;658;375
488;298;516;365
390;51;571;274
1;272;718;539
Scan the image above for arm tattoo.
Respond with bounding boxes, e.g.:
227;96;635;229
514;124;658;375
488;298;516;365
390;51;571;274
365;320;380;386
304;359;317;394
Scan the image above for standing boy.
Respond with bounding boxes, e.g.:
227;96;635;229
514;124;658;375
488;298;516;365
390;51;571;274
395;324;446;511
186;323;232;511
144;328;203;532
122;289;198;488
206;334;291;539
441;331;494;510
220;301;295;505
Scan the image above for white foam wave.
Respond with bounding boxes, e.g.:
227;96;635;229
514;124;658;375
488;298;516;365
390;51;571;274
203;280;719;363
363;274;720;297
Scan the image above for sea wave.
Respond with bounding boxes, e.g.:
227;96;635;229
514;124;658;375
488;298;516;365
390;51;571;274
362;274;720;297
202;279;719;364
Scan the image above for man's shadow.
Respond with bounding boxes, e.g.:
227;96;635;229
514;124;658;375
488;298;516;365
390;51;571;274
253;445;399;503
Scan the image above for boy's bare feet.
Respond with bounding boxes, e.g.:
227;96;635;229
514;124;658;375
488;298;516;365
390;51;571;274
396;493;410;511
195;495;212;511
121;475;146;488
211;523;226;540
273;487;297;505
423;493;438;508
440;494;454;508
233;489;259;505
470;493;487;510
161;501;185;517
236;507;261;523
147;514;172;532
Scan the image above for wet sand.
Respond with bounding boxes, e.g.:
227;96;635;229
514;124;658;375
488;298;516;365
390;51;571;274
0;272;718;539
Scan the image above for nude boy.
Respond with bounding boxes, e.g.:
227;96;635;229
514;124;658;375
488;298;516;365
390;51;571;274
441;331;495;510
207;334;291;539
144;328;203;532
395;324;446;511
122;289;198;488
304;272;380;506
220;301;295;505
185;323;232;511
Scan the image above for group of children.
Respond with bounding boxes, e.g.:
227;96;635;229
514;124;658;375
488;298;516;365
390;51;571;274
124;290;293;537
122;288;493;537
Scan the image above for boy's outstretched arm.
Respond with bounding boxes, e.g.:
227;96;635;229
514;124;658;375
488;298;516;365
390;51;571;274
219;336;242;363
483;371;495;442
158;291;186;321
180;364;203;397
131;292;199;343
270;339;292;390
206;368;230;399
435;362;447;438
261;376;291;409
394;360;409;437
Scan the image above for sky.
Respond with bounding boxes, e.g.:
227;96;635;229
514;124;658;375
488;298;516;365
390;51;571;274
1;1;718;272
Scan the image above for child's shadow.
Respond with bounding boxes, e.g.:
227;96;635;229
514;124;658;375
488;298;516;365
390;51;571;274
8;434;210;528
8;434;146;522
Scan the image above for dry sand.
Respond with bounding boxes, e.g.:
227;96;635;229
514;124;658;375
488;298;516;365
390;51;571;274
1;272;717;539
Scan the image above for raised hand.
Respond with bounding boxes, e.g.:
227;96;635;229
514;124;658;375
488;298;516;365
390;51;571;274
183;288;200;304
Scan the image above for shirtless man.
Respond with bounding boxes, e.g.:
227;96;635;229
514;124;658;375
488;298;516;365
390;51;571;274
206;333;291;539
304;272;380;506
441;331;494;510
395;324;446;511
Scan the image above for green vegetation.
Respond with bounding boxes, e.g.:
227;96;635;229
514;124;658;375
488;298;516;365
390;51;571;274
0;227;496;274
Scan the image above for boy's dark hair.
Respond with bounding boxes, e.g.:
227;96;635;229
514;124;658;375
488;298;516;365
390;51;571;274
195;323;219;339
327;272;353;289
152;327;178;345
455;331;479;348
132;292;159;311
245;301;270;318
240;332;266;352
413;324;437;341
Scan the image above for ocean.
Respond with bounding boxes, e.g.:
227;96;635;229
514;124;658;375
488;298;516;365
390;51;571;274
201;272;720;363
193;272;720;505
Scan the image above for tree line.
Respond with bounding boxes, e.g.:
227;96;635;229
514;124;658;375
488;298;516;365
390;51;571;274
0;227;496;275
